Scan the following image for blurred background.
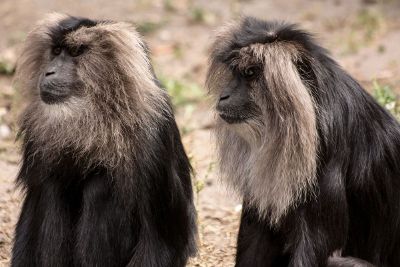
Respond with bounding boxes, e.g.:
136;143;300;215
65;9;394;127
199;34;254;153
0;0;399;266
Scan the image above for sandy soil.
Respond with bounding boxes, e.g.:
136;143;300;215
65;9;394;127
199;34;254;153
0;0;399;266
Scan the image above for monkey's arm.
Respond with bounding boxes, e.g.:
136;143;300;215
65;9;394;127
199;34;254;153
12;190;39;267
127;119;196;267
74;165;181;267
75;170;138;267
12;183;73;267
235;200;290;267
327;256;376;267
288;159;349;267
127;187;194;267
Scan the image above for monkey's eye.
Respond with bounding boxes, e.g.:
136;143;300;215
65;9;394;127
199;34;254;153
52;46;62;56
242;66;259;79
69;45;87;57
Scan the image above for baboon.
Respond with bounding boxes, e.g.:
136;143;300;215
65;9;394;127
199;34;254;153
12;13;196;267
207;17;400;267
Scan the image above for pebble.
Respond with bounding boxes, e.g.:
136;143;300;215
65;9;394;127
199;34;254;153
0;108;7;118
234;204;242;213
0;124;11;139
159;30;171;41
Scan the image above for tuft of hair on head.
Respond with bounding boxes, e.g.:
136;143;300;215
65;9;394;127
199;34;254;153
15;13;170;170
207;17;319;225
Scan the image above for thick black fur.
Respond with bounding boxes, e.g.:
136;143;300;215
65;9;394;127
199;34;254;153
12;17;196;267
226;17;400;267
12;114;196;267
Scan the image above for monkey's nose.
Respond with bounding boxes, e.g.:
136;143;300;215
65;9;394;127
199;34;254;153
45;71;56;77
219;94;230;102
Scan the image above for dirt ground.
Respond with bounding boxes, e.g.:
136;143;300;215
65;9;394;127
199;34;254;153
0;0;400;266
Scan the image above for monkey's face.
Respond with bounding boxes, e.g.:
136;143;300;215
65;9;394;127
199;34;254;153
26;15;100;106
216;64;262;124
212;46;265;125
38;45;85;104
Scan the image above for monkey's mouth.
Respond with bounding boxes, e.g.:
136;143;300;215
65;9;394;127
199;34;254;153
217;102;260;124
219;112;249;124
39;84;71;105
40;91;70;104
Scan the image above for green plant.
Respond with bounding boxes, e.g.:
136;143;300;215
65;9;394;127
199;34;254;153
356;9;383;42
159;76;204;107
163;0;176;12
136;21;163;35
339;8;385;55
194;161;215;208
373;81;400;119
0;60;15;76
190;7;206;23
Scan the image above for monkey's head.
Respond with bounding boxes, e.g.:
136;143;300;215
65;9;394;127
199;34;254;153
208;17;320;133
16;13;168;168
34;17;96;105
207;17;319;224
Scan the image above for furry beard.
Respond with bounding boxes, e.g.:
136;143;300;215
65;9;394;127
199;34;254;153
16;12;170;171
211;42;318;225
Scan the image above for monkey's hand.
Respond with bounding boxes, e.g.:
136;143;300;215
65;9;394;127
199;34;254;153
327;256;376;267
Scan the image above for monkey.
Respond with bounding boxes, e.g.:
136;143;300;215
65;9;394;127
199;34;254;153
12;13;197;267
207;17;400;267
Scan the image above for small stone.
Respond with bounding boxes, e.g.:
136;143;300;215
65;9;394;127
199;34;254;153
159;30;171;41
0;124;11;139
0;108;7;118
234;204;242;213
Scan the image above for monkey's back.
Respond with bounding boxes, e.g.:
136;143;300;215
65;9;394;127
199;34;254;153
316;64;400;265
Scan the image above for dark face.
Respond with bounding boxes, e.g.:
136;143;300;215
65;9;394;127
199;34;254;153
216;65;262;124
38;16;97;105
38;45;85;104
